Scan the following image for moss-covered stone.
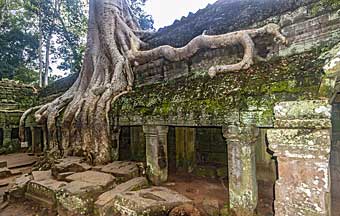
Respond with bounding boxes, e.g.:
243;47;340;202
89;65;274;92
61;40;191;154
114;50;326;126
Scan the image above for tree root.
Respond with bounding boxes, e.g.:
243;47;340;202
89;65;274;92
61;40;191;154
19;0;287;165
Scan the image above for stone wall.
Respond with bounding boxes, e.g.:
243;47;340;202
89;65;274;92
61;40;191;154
0;80;40;153
114;4;340;127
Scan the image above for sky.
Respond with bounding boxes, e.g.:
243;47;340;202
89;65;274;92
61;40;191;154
145;0;217;29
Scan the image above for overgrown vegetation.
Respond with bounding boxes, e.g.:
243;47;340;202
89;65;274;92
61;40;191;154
0;0;154;85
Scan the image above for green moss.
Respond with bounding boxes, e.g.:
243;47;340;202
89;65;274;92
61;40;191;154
113;50;325;125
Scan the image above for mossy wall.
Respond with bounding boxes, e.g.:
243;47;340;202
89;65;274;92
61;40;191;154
115;50;325;127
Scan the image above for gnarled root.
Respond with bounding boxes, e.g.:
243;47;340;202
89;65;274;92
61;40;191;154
21;0;287;165
129;23;287;77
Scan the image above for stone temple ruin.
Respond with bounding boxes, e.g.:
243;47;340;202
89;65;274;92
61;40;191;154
1;0;340;215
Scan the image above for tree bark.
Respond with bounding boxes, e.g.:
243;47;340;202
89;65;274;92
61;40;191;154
20;0;286;165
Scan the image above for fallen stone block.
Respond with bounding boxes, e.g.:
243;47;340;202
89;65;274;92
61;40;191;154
65;171;115;188
94;177;149;216
57;171;116;215
51;157;91;177
56;172;75;181
202;198;220;216
7;174;32;200
0;160;7;168
32;170;52;181
113;187;192;216
0;167;12;179
100;161;140;182
25;179;67;208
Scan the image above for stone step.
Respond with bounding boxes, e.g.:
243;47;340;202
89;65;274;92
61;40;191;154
94;177;149;216
112;187;192;216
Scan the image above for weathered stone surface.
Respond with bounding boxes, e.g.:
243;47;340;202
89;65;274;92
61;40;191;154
223;125;258;216
94;177;149;216
143;126;169;186
57;172;116;216
32;170;52;181
267;99;331;216
113;187;192;216
0;160;7;168
65;171;115;188
56;172;75;181
100;161;140;182
25;179;67;208
0;167;12;178
57;181;105;216
268;129;331;160
273;100;332;128
7;174;32;200
202;198;220;216
51;157;91;177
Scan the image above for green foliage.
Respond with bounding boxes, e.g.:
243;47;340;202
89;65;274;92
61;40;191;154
0;0;39;83
0;0;153;84
130;0;154;30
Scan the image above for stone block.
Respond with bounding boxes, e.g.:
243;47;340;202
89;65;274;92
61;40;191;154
0;160;7;168
56;171;116;216
32;170;52;181
273;100;331;128
94;177;149;216
7;174;32;200
0;167;12;179
51;157;91;178
25;179;67;208
268;129;331;160
56;172;75;181
57;181;107;216
65;171;116;188
112;187;192;216
202;198;220;216
100;161;140;182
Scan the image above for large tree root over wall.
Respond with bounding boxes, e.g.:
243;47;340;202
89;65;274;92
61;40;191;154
20;0;287;165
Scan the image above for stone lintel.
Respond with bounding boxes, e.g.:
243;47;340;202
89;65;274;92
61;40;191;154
143;125;169;185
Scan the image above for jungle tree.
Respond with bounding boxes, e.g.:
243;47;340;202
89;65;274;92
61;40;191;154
20;0;287;164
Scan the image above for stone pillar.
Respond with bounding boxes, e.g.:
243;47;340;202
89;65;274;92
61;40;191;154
111;128;121;161
30;126;35;153
143;125;168;185
223;124;259;215
3;127;12;147
267;100;331;216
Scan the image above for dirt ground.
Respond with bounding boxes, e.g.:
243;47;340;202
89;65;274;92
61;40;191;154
163;172;229;215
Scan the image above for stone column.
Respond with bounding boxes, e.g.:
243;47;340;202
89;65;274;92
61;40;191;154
30;126;35;153
143;125;168;185
267;100;331;216
223;124;259;215
3;127;12;147
111;128;121;161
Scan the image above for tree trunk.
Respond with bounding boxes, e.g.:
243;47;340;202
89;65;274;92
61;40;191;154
38;18;44;88
20;0;287;165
